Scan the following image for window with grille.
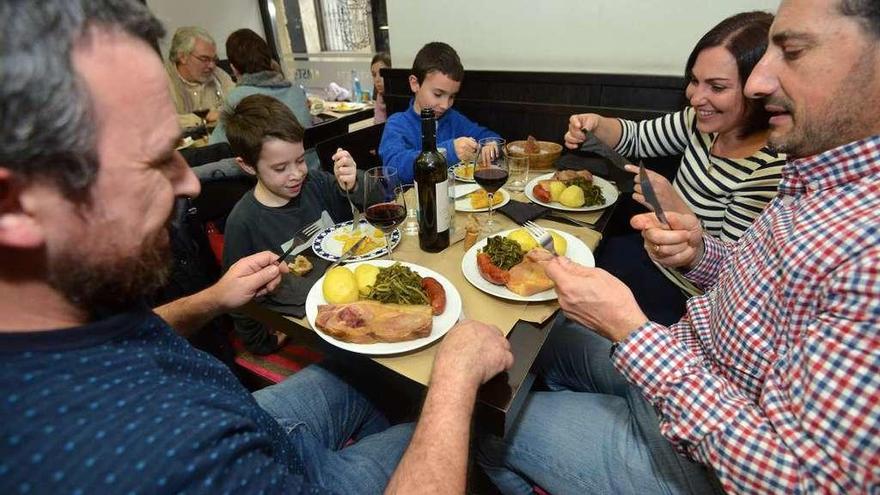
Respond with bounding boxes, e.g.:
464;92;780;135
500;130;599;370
315;0;373;52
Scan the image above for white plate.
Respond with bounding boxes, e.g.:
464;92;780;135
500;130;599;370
454;185;511;212
176;136;195;150
305;260;462;355
312;220;401;262
452;162;475;182
331;102;366;113
524;172;619;212
461;228;595;302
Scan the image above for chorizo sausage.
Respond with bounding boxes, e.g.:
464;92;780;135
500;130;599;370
532;183;551;203
477;252;510;285
421;277;446;315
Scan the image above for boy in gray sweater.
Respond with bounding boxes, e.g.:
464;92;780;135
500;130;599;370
222;94;363;353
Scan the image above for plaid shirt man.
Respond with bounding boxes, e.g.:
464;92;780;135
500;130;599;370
613;134;880;493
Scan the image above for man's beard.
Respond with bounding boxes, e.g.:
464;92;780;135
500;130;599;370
769;47;879;158
46;227;172;317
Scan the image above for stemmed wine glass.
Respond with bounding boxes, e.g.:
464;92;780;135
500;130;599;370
193;108;210;138
364;167;407;260
475;137;508;234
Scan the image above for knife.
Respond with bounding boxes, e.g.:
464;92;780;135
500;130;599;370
326;236;367;271
638;160;669;225
578;129;630;172
543;212;596;229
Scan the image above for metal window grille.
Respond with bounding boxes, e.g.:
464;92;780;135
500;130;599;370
315;0;373;52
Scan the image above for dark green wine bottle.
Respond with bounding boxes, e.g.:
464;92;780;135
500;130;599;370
414;108;449;252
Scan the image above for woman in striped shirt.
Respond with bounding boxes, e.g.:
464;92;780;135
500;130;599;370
566;11;785;320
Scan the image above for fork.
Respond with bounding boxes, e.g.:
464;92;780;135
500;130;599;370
345;187;361;233
275;219;323;263
523;221;557;256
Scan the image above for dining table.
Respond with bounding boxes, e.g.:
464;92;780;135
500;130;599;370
304;101;375;149
245;169;615;436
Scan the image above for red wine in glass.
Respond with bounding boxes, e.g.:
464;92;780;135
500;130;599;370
365;203;406;233
192;108;210;138
474;167;509;193
364;167;405;259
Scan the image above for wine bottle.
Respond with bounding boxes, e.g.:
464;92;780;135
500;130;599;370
414;108;450;252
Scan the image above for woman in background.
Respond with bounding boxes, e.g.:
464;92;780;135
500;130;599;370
371;52;391;123
565;11;784;324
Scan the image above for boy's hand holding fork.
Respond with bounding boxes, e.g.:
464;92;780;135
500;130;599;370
332;148;358;191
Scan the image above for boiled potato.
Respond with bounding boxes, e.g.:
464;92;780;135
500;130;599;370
549;231;567;256
323;267;359;303
354;264;380;296
507;228;538;251
549;181;567;202
559;185;586;208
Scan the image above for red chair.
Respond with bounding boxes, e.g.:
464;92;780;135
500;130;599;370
204;220;325;389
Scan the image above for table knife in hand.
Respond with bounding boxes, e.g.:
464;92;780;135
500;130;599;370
638;160;669;225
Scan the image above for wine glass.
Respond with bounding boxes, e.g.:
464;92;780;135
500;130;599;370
193;108;210;138
475;138;508;234
364;167;407;259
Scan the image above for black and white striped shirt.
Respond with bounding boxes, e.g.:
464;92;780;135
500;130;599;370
616;107;785;242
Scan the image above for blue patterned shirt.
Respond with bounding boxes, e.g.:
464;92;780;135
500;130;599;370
0;309;327;494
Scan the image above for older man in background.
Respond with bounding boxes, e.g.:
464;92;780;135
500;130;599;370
165;26;234;129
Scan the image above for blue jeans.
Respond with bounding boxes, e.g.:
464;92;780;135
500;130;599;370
477;317;723;494
253;362;414;494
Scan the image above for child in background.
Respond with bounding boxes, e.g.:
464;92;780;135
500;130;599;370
222;94;364;354
371;52;391;123
378;41;499;183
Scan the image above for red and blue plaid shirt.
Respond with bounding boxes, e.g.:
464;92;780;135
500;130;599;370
614;135;880;493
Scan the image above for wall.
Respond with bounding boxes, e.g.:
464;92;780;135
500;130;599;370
146;0;265;60
386;0;779;76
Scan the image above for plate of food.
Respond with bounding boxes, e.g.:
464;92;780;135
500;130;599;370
305;260;463;355
312;219;401;262
524;170;618;212
461;227;595;302
452;162;475;182
332;102;366;113
176;136;195;150
454;184;510;212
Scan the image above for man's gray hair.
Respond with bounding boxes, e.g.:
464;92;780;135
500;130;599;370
168;26;215;65
0;0;164;196
839;0;880;38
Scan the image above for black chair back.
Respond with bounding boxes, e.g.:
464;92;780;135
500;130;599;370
179;142;234;168
314;122;385;173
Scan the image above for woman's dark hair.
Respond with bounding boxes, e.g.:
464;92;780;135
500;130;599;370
371;52;391;99
226;28;273;75
371;52;391;68
684;11;774;138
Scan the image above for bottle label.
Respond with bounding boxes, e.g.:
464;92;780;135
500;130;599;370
436;181;449;232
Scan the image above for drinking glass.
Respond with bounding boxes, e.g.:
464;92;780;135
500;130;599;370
192;108;210;138
506;154;530;192
475;138;508;234
364;167;406;259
